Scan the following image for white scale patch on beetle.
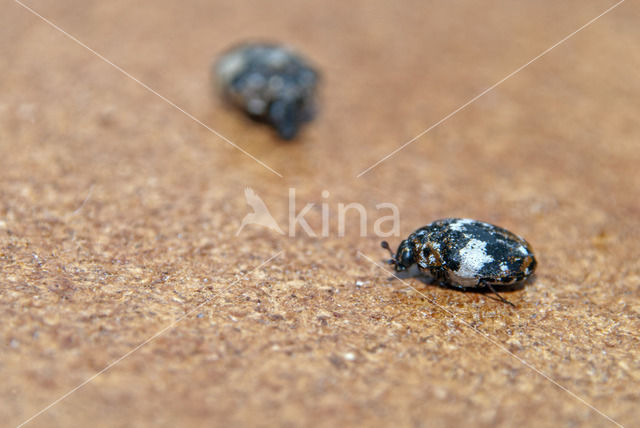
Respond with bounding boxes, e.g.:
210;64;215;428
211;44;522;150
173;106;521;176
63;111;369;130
449;222;464;232
215;53;246;86
448;218;474;232
455;239;494;279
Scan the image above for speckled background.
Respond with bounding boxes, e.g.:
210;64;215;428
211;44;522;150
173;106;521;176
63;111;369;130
2;1;639;427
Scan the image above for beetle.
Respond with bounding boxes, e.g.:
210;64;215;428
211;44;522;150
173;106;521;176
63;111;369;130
214;42;319;140
381;218;536;306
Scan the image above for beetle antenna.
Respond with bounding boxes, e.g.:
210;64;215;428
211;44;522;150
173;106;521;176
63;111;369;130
380;241;395;265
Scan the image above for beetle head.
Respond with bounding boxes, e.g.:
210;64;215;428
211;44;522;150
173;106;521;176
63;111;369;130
381;240;415;272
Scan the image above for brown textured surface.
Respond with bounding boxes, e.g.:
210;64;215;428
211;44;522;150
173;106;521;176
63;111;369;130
2;1;640;427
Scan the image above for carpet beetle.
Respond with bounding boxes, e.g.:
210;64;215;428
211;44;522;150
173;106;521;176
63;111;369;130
381;218;536;306
214;42;319;139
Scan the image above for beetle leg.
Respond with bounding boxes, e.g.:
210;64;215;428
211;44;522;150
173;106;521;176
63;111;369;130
482;280;515;307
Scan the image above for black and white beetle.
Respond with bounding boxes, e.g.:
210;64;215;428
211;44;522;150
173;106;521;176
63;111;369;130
214;43;319;139
381;218;536;306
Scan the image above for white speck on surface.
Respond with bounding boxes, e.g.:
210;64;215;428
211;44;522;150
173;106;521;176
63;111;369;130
433;387;447;400
428;255;436;264
344;352;356;361
518;245;528;255
500;262;509;272
455;239;493;279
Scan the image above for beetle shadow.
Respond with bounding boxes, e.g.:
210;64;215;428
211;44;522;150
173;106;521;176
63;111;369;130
385;265;536;303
